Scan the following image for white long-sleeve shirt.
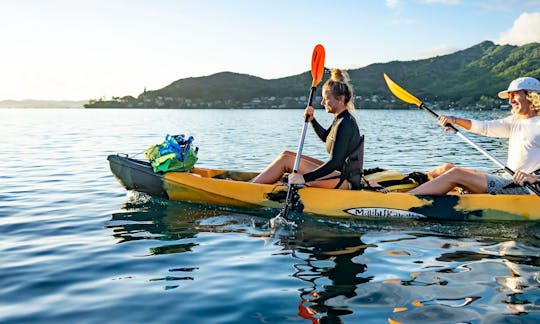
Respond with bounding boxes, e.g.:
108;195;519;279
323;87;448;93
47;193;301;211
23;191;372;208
470;115;540;173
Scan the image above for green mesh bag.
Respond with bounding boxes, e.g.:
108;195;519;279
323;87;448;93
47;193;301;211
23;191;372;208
145;134;198;172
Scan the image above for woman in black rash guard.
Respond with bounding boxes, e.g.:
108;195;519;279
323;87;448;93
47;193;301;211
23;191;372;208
250;69;364;189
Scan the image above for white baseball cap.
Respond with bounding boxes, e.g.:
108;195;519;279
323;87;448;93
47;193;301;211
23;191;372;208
498;76;540;99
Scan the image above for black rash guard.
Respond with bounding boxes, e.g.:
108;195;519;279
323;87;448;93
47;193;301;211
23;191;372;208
303;110;362;182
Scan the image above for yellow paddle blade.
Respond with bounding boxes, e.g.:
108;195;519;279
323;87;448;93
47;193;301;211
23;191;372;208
383;73;422;107
311;44;325;87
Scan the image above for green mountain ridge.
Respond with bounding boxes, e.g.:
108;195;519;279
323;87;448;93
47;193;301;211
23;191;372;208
85;41;540;109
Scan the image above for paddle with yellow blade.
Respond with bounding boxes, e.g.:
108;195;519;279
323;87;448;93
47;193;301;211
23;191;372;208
383;73;540;196
272;44;326;226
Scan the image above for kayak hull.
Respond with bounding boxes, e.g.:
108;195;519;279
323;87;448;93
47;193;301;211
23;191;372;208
108;154;540;221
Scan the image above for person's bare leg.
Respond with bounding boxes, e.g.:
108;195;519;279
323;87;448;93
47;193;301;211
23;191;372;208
250;151;323;184
409;166;488;195
307;178;350;189
427;163;455;180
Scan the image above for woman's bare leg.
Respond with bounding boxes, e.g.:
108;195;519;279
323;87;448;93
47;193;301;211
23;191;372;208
250;151;324;184
427;163;455;180
409;166;488;195
307;178;350;189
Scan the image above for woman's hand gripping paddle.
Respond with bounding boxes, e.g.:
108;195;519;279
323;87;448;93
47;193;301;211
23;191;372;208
271;44;326;228
383;73;540;196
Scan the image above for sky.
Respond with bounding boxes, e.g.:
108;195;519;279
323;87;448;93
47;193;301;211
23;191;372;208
1;0;540;101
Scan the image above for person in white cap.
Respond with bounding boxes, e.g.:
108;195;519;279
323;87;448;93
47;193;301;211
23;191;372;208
409;76;540;195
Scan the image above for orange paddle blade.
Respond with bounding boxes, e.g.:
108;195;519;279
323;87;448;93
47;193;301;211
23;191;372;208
311;44;325;87
383;73;423;107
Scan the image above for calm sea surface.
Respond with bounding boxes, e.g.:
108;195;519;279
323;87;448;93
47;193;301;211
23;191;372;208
2;108;540;323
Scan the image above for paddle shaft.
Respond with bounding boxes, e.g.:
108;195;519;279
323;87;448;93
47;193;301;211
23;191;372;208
282;86;317;218
419;103;540;195
293;86;317;171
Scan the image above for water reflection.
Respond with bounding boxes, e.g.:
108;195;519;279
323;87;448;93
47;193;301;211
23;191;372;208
107;196;540;322
281;229;373;322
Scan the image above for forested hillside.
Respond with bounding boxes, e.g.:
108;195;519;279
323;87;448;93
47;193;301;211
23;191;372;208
85;41;540;109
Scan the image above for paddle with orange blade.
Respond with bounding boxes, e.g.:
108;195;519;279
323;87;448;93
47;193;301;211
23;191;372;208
275;44;326;223
383;73;540;196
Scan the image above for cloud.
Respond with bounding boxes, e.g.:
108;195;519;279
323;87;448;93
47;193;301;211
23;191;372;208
495;12;540;45
386;0;400;9
422;0;460;4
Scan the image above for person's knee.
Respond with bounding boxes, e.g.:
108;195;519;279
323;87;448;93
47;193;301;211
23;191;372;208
441;163;455;171
280;150;295;157
445;166;466;181
428;163;456;179
278;150;296;167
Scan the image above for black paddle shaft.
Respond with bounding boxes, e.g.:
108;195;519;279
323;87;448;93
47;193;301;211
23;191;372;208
304;86;317;122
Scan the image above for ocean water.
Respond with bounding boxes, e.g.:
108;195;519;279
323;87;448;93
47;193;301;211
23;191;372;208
1;108;539;323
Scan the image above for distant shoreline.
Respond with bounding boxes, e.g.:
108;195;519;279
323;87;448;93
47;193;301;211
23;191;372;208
0;106;83;109
0;100;86;109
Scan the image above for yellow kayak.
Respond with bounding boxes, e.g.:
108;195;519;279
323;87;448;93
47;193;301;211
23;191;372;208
108;154;540;221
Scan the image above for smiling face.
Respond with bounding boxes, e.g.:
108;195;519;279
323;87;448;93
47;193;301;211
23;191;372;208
508;90;535;118
321;88;346;115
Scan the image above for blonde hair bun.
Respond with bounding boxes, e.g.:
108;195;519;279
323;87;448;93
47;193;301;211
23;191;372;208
330;69;351;83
